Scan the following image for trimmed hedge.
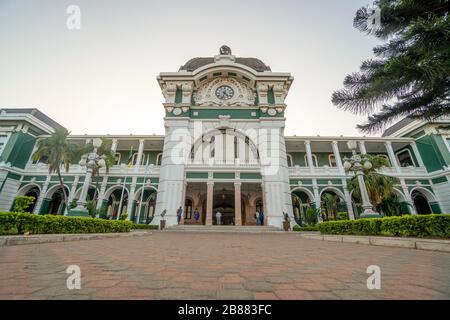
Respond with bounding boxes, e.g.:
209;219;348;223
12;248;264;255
318;214;450;238
132;224;158;230
0;212;134;235
293;225;319;232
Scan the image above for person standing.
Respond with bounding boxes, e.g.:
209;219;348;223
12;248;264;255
216;211;222;225
255;211;260;225
260;211;264;226
193;208;200;224
176;206;183;225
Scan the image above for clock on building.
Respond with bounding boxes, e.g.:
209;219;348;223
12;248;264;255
215;85;234;101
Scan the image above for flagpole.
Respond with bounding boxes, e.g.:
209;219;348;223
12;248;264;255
117;176;127;220
136;157;149;224
137;179;145;224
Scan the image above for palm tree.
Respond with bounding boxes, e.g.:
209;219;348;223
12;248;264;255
332;0;449;133
379;194;412;216
322;193;339;221
33;128;79;214
347;154;397;212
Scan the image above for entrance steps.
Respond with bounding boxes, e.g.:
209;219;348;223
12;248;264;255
164;225;283;234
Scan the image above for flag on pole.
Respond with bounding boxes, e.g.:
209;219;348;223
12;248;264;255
127;145;134;168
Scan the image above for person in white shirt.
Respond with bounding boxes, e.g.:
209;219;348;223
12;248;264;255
255;211;260;225
215;211;222;225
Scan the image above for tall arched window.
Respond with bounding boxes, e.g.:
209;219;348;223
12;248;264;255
210;136;215;158
304;154;318;167
156;153;163;166
287;154;293;167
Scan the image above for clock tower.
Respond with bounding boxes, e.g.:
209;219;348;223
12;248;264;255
153;46;295;228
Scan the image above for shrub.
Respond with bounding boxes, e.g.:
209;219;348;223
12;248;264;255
132;223;158;230
293;225;319;232
318;214;450;238
13;196;36;213
0;212;134;235
305;207;319;225
85;201;97;218
337;212;349;220
119;213;128;220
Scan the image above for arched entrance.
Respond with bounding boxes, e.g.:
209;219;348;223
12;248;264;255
412;190;432;214
291;189;313;225
134;186;157;224
46;186;69;215
213;187;234;225
17;184;41;213
103;186;129;219
320;188;345;221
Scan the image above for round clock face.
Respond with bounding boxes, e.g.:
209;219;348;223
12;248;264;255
215;85;234;101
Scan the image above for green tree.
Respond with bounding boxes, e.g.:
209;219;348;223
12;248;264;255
332;0;450;133
321;193;339;221
13;196;35;213
347;154;397;212
33;128;80;215
379;194;412;216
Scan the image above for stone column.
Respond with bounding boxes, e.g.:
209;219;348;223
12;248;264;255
305;140;315;173
111;139;118;153
400;178;416;214
385;141;401;173
68;175;80;204
332;141;344;174
234;181;242;226
261;181;268;226
359;141;367;155
96;176;108;210
181;181;187;224
342;179;355;220
34;175;51;214
410;141;425;167
205;181;214;225
126;176;137;220
312;179;322;222
136;139;145;168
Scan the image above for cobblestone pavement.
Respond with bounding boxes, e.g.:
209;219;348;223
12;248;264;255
1;232;449;300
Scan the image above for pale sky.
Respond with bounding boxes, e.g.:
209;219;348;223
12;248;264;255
0;0;380;136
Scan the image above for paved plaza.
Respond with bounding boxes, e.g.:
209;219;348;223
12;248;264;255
0;232;449;300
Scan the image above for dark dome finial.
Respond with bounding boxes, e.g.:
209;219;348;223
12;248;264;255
219;45;232;55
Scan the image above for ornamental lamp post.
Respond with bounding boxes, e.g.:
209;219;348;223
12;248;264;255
343;140;380;218
70;138;106;217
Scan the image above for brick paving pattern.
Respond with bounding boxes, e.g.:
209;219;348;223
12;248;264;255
0;232;449;299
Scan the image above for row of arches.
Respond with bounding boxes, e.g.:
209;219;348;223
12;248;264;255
16;183;158;221
291;186;439;223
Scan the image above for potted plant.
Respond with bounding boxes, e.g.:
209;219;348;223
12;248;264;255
282;212;291;231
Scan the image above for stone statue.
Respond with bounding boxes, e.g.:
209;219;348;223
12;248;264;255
220;45;232;55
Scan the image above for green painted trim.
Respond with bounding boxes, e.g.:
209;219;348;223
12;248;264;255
213;172;235;180
186;172;208;179
431;176;448;184
6;172;21;180
317;179;341;185
240;172;262;180
405;179;429;185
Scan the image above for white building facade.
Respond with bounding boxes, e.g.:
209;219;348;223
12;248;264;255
1;47;449;228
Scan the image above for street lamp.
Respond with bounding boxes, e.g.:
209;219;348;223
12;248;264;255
70;138;106;217
343;141;379;218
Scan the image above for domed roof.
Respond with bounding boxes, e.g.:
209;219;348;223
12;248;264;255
179;46;271;72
